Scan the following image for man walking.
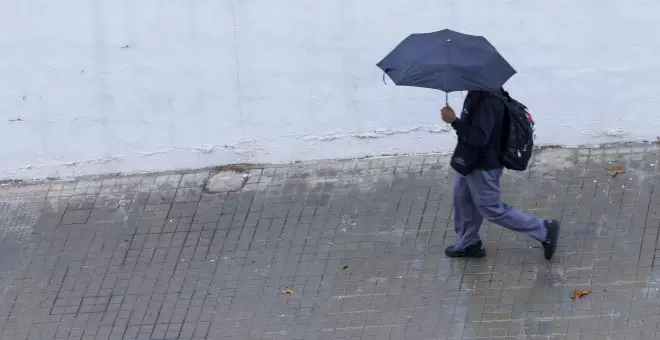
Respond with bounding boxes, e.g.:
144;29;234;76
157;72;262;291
440;90;560;260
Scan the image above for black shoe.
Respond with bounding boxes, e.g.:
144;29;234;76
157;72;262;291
445;241;486;258
542;220;560;260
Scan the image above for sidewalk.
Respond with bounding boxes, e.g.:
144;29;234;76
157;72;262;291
0;144;659;339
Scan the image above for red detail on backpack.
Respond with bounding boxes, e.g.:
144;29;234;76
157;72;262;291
525;111;535;125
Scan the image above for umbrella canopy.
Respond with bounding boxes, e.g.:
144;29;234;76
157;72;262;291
377;29;516;93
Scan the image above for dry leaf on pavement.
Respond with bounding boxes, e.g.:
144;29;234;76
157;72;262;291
606;164;625;178
571;289;591;300
282;287;294;296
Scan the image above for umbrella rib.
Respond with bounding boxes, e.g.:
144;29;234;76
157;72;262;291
399;41;447;87
395;37;440;85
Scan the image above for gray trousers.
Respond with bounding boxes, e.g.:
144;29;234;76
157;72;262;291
452;168;547;250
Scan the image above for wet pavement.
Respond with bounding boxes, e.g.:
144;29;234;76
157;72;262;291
1;144;660;339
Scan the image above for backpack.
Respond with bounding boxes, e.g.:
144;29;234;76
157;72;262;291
492;90;535;171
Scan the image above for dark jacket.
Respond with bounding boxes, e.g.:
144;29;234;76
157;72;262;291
449;90;505;175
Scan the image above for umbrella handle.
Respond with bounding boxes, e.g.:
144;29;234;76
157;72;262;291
445;92;448;106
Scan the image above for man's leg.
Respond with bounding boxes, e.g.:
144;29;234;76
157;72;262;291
446;173;485;258
466;168;560;260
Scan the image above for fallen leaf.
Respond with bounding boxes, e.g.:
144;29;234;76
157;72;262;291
282;287;293;296
572;289;591;300
606;164;625;178
342;265;348;270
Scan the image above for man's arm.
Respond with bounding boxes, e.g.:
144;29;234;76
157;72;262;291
450;97;501;147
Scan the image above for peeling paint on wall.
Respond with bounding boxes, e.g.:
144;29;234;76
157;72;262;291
12;139;261;173
586;128;630;139
302;125;451;142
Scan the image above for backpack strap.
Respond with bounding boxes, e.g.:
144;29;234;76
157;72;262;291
475;91;510;152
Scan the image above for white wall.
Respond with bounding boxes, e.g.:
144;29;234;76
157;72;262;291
1;0;658;180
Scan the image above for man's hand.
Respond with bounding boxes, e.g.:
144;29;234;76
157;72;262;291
441;106;456;124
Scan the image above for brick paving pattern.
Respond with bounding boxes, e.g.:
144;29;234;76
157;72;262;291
0;145;659;339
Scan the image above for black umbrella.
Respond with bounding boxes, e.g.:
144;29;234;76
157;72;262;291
377;29;516;103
